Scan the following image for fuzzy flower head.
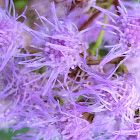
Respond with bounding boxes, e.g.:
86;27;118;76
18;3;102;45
115;9;140;54
97;0;140;54
55;104;93;140
43;22;87;73
93;0;140;71
20;2;89;93
33;2;88;74
0;62;42;124
97;74;139;121
0;0;27;72
11;101;93;140
80;73;139;121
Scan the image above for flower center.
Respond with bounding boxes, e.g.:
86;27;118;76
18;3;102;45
116;16;140;50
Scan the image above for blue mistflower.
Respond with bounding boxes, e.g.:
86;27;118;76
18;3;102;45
74;73;140;139
19;2;89;95
12;102;93;140
93;0;140;76
87;74;139;121
0;0;140;140
0;61;43;130
0;0;27;72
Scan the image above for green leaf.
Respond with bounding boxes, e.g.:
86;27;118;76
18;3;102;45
0;127;29;140
12;127;29;135
98;49;108;58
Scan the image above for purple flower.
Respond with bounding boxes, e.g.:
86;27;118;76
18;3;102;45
76;73;140;139
72;72;139;122
93;0;140;76
91;112;140;140
56;104;93;140
97;74;138;120
12;102;93;140
0;61;43;128
19;2;89;95
0;0;27;72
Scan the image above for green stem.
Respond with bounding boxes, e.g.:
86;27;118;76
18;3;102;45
90;1;113;58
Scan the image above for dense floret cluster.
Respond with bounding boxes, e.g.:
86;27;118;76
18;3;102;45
0;0;140;140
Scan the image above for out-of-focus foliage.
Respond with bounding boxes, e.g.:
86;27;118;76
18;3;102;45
0;128;29;140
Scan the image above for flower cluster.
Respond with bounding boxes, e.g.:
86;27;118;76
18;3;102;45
0;0;140;140
0;0;27;72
